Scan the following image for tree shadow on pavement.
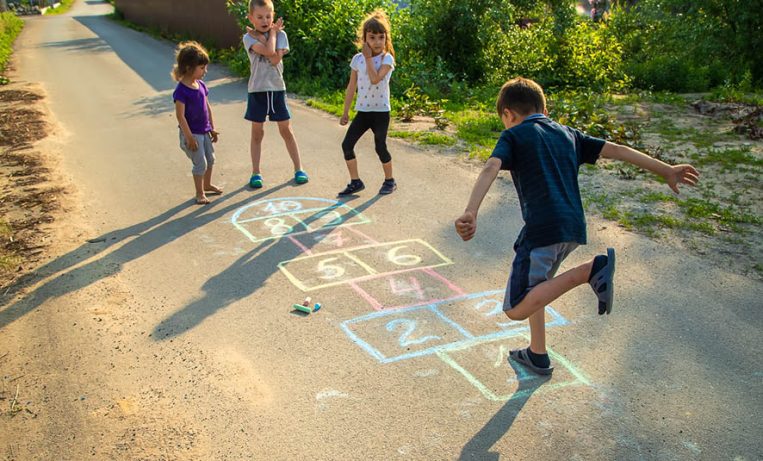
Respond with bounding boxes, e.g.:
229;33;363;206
72;14;230;93
459;360;550;461
152;194;382;340
0;185;286;330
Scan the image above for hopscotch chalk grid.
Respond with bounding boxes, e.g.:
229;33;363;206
278;239;453;291
438;333;591;401
340;290;568;363
230;197;591;400
231;197;370;243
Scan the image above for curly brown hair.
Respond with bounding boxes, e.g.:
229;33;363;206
171;41;210;81
356;9;395;58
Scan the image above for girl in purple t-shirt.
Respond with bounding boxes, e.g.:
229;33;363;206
171;41;222;205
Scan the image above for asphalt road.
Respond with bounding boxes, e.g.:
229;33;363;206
2;1;761;459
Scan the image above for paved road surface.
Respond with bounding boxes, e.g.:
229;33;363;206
2;1;761;459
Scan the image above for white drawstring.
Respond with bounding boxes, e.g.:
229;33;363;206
265;91;276;116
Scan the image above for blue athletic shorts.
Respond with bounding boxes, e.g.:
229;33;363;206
504;241;579;310
244;90;291;122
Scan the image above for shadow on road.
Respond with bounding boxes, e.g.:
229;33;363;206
152;194;383;340
459;360;549;461
72;14;234;95
0;185;287;330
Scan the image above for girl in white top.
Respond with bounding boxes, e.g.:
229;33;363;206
338;10;397;196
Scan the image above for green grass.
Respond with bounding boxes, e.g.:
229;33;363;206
0;12;24;76
580;188;761;237
708;85;763;106
45;0;76;15
649;118;734;149
304;95;345;118
389;131;456;146
614;91;688;106
691;146;763;171
447;110;502;159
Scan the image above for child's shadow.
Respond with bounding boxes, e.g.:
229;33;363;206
0;185;286;329
458;360;550;461
152;195;382;339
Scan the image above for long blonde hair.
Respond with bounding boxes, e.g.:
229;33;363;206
171;41;210;81
356;9;395;58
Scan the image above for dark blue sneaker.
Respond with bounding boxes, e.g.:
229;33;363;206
338;179;365;196
379;179;397;195
589;248;615;315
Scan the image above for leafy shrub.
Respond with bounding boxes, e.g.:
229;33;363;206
549;89;639;145
397;84;448;128
226;0;397;90
399;1;627;92
609;0;763;91
0;12;24;75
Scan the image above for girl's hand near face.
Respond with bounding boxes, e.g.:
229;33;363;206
362;42;372;59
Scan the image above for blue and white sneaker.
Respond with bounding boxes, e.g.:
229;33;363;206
249;174;263;189
295;170;309;185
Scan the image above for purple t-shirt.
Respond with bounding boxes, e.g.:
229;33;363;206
172;80;212;134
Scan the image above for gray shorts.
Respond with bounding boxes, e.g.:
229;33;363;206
179;130;215;176
504;241;579;310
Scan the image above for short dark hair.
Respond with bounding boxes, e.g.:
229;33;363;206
496;77;546;116
249;0;273;13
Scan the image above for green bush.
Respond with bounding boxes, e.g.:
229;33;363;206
0;12;24;76
609;0;763;91
398;1;627;92
226;0;397;90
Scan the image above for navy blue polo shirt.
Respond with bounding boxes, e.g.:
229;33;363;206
490;114;605;250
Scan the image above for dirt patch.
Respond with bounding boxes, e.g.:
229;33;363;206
580;98;763;280
0;83;66;289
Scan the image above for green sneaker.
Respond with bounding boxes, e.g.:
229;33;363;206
249;174;263;189
295;170;309;185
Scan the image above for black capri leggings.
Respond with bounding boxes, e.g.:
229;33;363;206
341;111;391;163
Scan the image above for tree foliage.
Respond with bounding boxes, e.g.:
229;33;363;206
609;0;763;90
226;0;762;94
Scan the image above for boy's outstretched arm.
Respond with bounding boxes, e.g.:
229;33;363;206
455;157;501;241
601;142;700;193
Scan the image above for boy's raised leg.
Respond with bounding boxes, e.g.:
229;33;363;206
505;259;594;321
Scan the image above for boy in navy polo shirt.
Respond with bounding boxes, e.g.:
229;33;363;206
455;77;699;375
